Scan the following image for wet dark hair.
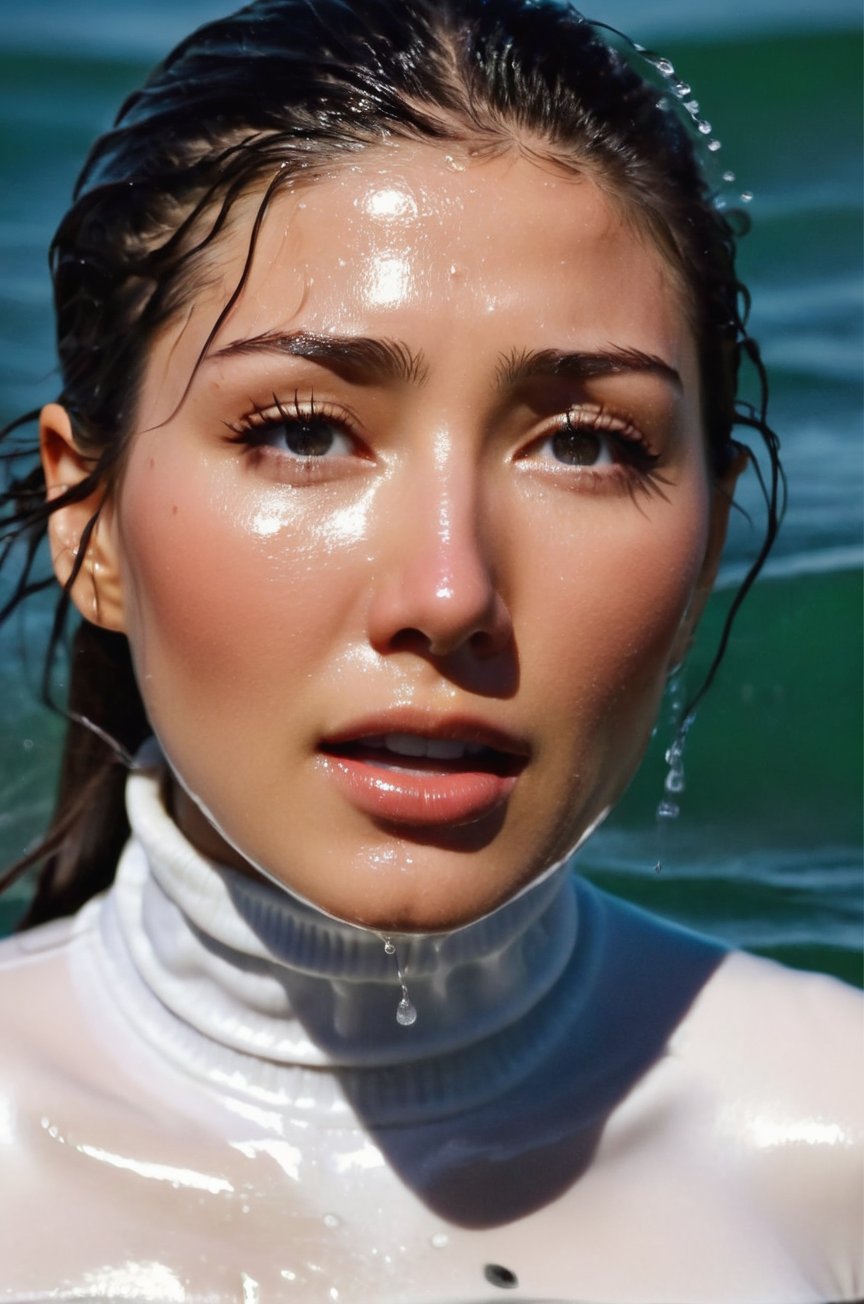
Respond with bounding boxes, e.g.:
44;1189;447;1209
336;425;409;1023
0;0;782;925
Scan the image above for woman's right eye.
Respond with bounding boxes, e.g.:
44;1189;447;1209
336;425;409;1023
226;397;359;461
256;414;354;459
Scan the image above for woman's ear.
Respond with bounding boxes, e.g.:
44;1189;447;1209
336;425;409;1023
40;403;126;632
669;444;749;669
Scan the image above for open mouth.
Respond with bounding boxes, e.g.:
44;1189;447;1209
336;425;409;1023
320;732;524;776
317;725;528;827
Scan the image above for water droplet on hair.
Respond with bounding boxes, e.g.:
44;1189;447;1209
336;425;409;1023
654;57;675;76
396;996;417;1026
430;1232;449;1249
684;99;700;115
722;170;736;183
697;121;712;136
740;190;753;203
707;139;722;152
673;81;691;98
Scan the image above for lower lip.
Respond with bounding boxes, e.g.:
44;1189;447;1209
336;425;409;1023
318;754;519;827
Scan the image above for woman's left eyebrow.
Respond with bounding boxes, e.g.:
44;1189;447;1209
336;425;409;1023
209;329;428;384
496;345;682;391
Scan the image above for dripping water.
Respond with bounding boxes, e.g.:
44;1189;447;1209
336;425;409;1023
654;670;696;874
381;936;417;1026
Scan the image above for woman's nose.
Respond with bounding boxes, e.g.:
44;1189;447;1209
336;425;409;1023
366;467;513;662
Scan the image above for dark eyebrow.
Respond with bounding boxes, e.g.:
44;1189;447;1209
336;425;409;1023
209;329;428;385
496;346;682;391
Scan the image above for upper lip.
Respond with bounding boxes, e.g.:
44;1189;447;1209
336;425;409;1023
319;711;531;759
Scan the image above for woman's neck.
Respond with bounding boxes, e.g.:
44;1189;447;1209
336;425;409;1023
106;750;581;1123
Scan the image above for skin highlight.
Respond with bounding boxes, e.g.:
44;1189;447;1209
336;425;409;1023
41;143;738;933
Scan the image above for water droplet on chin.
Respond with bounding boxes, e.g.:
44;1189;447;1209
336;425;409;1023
396;996;418;1026
382;937;396;956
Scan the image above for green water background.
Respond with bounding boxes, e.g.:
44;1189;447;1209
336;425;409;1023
0;1;861;983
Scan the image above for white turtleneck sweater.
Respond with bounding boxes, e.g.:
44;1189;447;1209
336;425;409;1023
0;751;861;1304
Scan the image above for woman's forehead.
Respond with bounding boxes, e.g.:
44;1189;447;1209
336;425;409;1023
139;143;694;421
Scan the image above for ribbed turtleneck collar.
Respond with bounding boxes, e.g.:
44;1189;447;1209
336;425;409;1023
102;748;581;1124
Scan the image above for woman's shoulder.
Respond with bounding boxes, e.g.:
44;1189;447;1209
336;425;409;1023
670;944;862;1108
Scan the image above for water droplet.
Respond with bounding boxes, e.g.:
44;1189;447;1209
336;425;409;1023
383;936;419;1025
697;120;712;135
430;1232;449;1249
707;139;722;152
740;190;753;203
657;799;680;821
665;769;686;795
396;996;417;1026
443;153;466;172
654;57;674;76
674;81;691;98
654;861;663;875
684;99;700;115
722;170;736;183
323;1213;342;1229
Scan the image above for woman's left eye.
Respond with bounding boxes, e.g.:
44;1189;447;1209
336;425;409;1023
524;409;660;481
540;424;613;468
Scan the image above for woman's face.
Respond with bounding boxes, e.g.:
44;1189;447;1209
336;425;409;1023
102;144;729;931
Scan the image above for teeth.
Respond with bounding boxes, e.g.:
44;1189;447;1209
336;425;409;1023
380;733;486;760
426;738;467;760
385;733;429;757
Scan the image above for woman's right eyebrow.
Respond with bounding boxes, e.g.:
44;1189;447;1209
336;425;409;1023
208;329;429;385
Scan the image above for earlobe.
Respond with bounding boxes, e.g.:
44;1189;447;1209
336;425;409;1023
40;403;126;633
668;444;748;669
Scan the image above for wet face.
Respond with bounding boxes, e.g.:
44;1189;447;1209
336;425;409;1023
103;145;727;931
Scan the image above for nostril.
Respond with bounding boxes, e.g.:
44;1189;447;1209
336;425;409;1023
388;627;433;656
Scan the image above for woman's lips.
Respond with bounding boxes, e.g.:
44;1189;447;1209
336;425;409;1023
317;723;527;827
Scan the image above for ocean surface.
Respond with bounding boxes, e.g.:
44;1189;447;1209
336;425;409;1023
0;1;861;983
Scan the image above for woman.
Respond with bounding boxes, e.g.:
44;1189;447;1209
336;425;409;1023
0;1;860;1300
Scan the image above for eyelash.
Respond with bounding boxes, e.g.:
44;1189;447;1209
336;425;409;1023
225;394;361;467
224;393;665;495
523;407;665;496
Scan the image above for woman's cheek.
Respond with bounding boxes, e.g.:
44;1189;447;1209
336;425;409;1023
115;454;360;705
